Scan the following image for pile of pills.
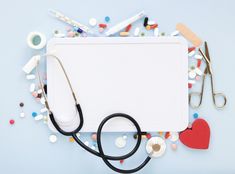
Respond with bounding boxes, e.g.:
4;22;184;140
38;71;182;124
19;12;205;155
187;47;203;89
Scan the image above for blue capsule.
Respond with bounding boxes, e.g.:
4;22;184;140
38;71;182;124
32;112;37;117
193;113;199;119
105;16;110;22
77;28;83;33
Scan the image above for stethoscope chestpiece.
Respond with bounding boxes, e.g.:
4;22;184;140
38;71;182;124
146;137;166;158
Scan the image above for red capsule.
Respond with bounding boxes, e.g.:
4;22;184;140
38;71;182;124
125;24;132;32
146;133;151;139
150;24;158;29
188;83;192;88
99;23;107;28
120;159;124;164
188;47;196;53
165;132;170;139
197;59;202;67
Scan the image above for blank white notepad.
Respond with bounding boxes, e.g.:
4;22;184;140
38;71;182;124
47;37;188;132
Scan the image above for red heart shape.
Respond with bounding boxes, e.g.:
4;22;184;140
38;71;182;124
179;118;210;149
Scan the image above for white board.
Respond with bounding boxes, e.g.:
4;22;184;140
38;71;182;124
47;37;188;132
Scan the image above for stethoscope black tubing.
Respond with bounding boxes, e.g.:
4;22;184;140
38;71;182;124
96;113;151;173
49;104;151;173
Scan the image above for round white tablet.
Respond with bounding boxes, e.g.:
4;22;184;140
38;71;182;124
20;112;25;118
89;18;97;27
189;70;196;79
115;136;126;148
146;137;166;158
49;134;57;143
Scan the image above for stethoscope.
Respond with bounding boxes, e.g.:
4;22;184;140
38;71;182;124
36;54;152;173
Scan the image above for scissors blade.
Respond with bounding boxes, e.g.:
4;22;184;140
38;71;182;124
205;42;211;63
199;42;212;75
204;42;210;74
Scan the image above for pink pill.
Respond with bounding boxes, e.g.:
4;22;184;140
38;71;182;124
91;133;97;141
99;27;104;33
195;76;200;81
32;92;38;98
67;31;75;37
171;143;177;151
9;119;15;125
188;122;192;128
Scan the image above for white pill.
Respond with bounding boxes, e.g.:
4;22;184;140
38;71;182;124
170;132;179;142
35;114;43;121
134;27;140;36
54;33;65;38
188;50;196;57
188;70;196;79
195;68;203;76
49;134;57;143
195;54;202;59
89;18;97;27
154;28;159;37
37;89;42;94
23;55;40;74
26;74;35;80
40;97;46;105
84;141;89;146
188;80;195;84
115;136;126;148
20;112;25;118
43;115;48;122
148;20;156;25
40;107;48;113
171;30;179;36
30;83;35;92
53;30;65;38
122;135;127;140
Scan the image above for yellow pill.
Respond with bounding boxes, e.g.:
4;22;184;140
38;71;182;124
69;137;75;142
146;25;151;30
120;32;129;37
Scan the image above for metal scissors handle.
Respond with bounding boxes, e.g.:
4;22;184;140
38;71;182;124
189;42;227;109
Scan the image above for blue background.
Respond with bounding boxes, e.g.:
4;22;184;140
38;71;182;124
0;0;235;173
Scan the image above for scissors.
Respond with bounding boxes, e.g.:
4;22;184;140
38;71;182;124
189;42;227;109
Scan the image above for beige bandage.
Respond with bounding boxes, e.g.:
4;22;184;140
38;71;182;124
176;23;203;47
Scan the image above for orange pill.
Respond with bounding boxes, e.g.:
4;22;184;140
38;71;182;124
120;32;129;37
69;137;75;142
146;25;151;30
165;132;171;139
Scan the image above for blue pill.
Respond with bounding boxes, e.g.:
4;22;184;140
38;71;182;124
32;112;37;117
105;16;110;22
77;28;83;33
193;113;199;119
